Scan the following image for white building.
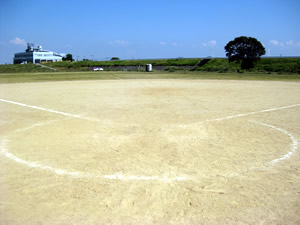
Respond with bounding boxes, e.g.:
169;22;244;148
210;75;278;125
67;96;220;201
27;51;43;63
14;43;65;64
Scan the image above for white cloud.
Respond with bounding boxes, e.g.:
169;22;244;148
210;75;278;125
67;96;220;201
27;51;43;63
209;40;217;46
285;40;294;46
270;40;284;46
270;39;300;47
9;37;26;45
286;40;300;47
159;41;167;46
202;40;217;47
109;40;129;47
172;42;183;47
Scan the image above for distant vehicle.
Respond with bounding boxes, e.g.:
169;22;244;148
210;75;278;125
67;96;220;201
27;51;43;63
91;67;104;71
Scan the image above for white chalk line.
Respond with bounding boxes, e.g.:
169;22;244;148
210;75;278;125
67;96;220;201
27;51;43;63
0;98;299;181
0;120;189;182
0;139;186;182
206;103;300;122
1;138;186;182
252;121;298;165
1;138;81;177
2;98;299;124
1;97;300;125
0;98;101;123
181;103;300;127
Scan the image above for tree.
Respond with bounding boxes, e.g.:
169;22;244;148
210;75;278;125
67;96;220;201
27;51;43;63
63;53;73;61
225;36;265;70
111;57;120;61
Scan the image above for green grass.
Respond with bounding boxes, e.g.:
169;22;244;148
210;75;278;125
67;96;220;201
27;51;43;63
47;58;201;68
1;58;299;74
45;57;300;74
254;58;300;73
193;58;240;72
0;64;54;73
0;58;300;75
0;71;299;84
193;58;300;73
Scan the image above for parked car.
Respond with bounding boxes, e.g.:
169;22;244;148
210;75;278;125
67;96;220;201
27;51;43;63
91;67;104;71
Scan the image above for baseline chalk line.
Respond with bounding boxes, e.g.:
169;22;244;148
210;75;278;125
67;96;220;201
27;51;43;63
204;103;300;123
1;98;299;124
1;98;299;181
0;98;99;122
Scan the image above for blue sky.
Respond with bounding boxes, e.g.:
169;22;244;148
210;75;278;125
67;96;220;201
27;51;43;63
0;0;299;63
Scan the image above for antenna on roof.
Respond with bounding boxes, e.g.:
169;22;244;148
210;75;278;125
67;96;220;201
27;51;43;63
26;43;34;52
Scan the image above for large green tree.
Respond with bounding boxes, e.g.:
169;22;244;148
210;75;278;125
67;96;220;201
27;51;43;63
225;36;265;70
63;53;73;61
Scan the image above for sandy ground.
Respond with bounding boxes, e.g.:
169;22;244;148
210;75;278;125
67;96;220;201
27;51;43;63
0;79;300;224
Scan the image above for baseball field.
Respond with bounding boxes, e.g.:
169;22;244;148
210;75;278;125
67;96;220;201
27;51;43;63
0;77;299;224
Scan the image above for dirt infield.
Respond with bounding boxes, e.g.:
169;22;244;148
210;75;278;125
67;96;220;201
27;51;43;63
0;79;300;224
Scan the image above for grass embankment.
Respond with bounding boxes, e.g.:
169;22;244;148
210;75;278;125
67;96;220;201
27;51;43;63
46;57;300;73
196;58;300;73
0;64;54;73
0;58;299;83
48;58;200;68
0;71;299;84
1;58;299;73
43;58;200;72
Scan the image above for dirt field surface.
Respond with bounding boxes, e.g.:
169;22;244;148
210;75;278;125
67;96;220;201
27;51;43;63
0;79;300;225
